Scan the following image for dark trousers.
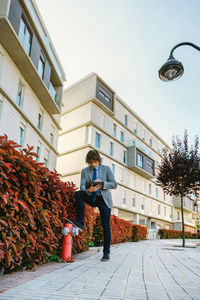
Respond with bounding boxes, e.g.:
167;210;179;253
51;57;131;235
75;191;111;255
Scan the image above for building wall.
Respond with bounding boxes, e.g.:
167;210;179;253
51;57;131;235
57;73;196;234
0;0;65;170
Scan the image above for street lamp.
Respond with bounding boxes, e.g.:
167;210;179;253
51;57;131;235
159;42;200;81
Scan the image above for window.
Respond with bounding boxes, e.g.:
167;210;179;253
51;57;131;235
50;133;54;145
137;153;143;168
142;129;145;141
109;142;114;156
37;111;43;131
98;86;111;102
149;183;152;195
133;194;136;208
125;114;128;126
163;192;166;201
111;164;115;174
95;133;101;148
18;124;26;147
150;200;152;214
0;93;3;120
158;204;161;215
156;187;159;198
123;150;127;164
36;144;41;162
177;211;180;220
16;81;24;107
50;125;55;146
18;18;32;55
44;149;50;167
120;168;124;183
113;123;117;137
38;56;45;79
134;122;137;134
0;51;3;81
120;131;124;143
150;138;152;147
164;206;167;217
123;190;126;205
141;198;145;211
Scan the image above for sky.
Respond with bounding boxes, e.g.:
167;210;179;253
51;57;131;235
36;0;200;147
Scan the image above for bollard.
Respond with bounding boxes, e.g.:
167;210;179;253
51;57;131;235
61;223;79;262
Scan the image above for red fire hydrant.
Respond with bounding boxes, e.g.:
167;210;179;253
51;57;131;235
61;223;79;262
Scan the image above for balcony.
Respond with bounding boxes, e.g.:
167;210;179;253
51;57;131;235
173;196;195;212
127;145;155;179
0;17;61;115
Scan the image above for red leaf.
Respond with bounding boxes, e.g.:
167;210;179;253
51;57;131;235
1;195;8;204
15;200;30;211
0;219;8;226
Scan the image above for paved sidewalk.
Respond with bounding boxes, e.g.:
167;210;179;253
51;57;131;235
0;239;200;300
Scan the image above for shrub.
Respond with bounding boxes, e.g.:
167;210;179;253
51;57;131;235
158;228;200;239
93;213;147;245
0;135;95;272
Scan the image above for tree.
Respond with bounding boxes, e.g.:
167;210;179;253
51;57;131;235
156;130;200;247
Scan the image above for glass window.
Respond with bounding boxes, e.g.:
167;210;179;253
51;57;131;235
0;94;3;120
18;125;25;147
123;150;127;164
123;190;126;205
16;81;24;107
134;122;137;134
125;114;128;126
133;195;136;207
18;18;32;55
141;198;145;210
50;133;54;145
113;123;117;137
149;183;152;195
120;168;124;183
36;145;41;162
95;133;101;148
111;164;115;174
156;187;159;198
164;192;166;201
120;131;124;142
110;142;114;156
98;87;111;102
164;206;167;217
158;204;161;215
44;149;50;167
37;112;43;130
150;199;152;213
150;138;152;147
177;211;180;220
38;56;45;79
137;153;143;168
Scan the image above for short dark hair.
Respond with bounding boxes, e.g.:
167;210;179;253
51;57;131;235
86;150;102;164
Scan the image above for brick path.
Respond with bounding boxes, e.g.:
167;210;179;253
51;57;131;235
0;239;200;300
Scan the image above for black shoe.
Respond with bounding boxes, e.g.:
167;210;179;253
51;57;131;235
67;219;84;231
101;254;110;261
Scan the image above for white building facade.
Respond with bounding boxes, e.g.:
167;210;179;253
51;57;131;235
57;73;196;236
0;0;66;170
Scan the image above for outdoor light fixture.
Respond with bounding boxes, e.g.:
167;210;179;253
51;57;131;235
159;42;200;81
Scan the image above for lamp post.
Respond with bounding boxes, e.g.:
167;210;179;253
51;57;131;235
159;42;200;81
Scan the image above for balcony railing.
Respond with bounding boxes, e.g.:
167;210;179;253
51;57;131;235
173;196;195;212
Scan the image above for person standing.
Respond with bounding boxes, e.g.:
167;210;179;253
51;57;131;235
74;149;117;261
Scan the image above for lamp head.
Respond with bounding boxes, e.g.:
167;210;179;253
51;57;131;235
159;57;184;81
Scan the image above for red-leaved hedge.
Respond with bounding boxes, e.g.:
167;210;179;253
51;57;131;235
0;135;95;272
93;213;147;245
158;229;200;239
0;135;147;273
